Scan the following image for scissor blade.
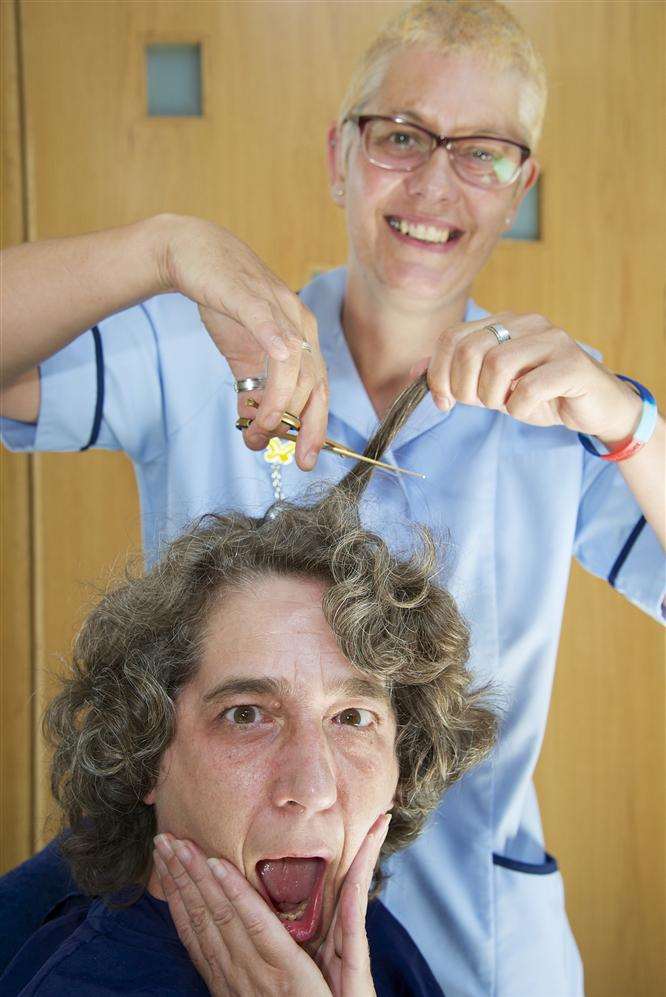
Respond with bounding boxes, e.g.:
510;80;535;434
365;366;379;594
324;441;425;478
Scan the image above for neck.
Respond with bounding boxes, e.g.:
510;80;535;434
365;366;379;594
342;266;469;418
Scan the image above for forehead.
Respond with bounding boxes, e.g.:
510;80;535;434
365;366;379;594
194;575;370;694
372;45;528;142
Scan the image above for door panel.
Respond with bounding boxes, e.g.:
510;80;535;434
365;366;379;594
3;3;663;994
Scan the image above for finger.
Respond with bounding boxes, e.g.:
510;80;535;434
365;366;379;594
207;856;301;967
340;884;374;993
156;835;240;988
249;344;312;439
505;359;577;426
347;813;392;896
449;326;516;406
293;377;329;471
325;813;391;966
248;304;322;438
426;312;512;408
153;847;224;987
477;338;555;411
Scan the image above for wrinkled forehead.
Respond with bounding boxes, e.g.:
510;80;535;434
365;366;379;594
183;575;391;705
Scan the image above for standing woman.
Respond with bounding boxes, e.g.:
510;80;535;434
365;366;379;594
1;2;664;995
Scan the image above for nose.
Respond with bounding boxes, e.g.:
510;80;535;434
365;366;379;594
271;723;338;815
404;145;462;204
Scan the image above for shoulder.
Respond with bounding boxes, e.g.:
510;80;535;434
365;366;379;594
13;896;207;996
366;899;445;996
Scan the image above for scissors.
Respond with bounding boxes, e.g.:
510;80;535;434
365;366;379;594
236;398;425;479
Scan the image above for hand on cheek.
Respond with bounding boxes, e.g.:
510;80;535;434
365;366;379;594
152;833;330;996
316;811;391;994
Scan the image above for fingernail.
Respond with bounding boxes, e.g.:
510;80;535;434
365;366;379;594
173;841;191;864
302;450;317;470
154;834;174;857
207;857;228;880
433;394;451;412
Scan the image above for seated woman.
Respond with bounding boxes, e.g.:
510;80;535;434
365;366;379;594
2;381;496;996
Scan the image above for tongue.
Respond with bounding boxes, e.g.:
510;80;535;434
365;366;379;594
257;858;321;905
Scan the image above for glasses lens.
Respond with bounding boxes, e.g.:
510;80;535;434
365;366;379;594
363;118;431;171
449;138;522;187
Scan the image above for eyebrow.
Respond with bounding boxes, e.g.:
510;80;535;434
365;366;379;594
383;107;516;139
202;675;391;706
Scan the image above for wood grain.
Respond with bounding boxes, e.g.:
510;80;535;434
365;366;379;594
4;2;664;992
1;0;33;873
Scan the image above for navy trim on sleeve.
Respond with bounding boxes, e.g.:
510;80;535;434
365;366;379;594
608;516;646;588
492;852;558;875
79;326;104;452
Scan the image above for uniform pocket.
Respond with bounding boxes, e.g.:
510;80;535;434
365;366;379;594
492;852;584;997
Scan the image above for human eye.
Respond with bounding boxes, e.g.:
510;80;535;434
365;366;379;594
388;129;418;148
455;140;499;163
333;707;375;729
470;146;495;162
219;704;268;727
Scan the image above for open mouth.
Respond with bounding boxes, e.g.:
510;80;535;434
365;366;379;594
386;215;464;249
256;857;327;944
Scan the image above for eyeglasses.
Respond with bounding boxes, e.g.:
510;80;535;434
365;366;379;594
345;114;531;189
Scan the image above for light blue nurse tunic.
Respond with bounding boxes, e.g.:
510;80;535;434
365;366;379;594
2;267;664;997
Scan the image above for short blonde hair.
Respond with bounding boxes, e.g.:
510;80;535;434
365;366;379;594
339;0;547;148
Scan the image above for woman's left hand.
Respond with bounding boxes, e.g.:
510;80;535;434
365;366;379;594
315;812;390;995
421;311;642;446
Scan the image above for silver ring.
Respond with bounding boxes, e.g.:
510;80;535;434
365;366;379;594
301;339;313;354
485;323;511;345
234;375;267;393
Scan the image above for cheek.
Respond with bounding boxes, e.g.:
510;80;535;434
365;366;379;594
469;190;516;242
339;736;399;821
152;733;265;862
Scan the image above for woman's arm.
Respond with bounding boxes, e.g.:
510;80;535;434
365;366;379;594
0;214;328;468
423;310;665;548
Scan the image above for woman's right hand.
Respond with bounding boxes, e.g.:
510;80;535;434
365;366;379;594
156;214;329;470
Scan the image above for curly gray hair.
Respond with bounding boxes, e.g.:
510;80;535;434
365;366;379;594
45;376;497;897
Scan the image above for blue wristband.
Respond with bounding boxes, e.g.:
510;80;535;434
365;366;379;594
578;375;658;461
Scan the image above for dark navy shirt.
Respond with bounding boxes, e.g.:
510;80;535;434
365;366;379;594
1;887;443;996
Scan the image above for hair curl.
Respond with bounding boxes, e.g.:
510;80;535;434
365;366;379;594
45;376;496;897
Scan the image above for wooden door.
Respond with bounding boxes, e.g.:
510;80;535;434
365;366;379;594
2;2;664;994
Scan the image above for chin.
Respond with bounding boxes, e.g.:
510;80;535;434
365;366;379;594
380;259;465;304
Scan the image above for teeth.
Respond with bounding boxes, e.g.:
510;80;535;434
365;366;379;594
277;898;309;922
391;217;450;243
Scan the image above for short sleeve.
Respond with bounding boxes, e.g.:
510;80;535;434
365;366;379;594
573;449;665;623
0;295;218;465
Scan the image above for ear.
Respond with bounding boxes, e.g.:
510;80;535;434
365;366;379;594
504;157;540;231
326;122;345;205
521;157;540;195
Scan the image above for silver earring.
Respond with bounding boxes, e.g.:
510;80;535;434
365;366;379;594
335;186;345;197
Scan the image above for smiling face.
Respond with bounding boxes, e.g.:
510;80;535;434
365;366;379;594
147;574;398;951
332;45;539;308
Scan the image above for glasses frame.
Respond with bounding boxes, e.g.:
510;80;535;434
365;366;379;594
346;114;531;188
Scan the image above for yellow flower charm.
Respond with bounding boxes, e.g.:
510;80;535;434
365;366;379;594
263;437;296;465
